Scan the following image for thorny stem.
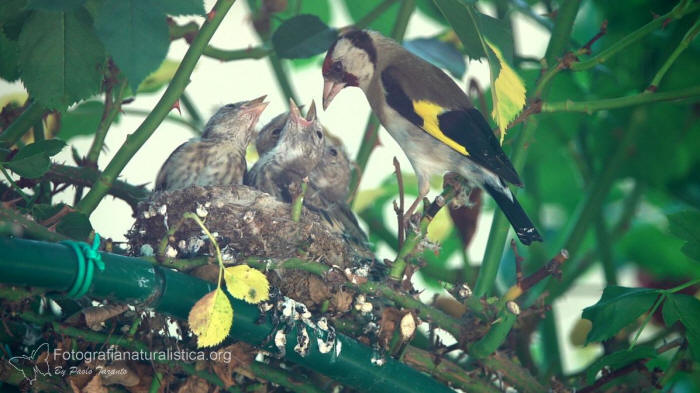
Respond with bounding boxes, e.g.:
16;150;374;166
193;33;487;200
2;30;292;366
75;0;236;216
570;0;700;71
542;85;700;112
0;206;69;241
204;45;272;61
0;101;47;148
648;18;700;91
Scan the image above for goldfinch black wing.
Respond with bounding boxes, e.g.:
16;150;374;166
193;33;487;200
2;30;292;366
380;64;522;186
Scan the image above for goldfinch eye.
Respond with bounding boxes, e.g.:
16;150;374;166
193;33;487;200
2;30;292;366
329;148;338;156
224;103;237;108
316;131;323;139
332;61;343;73
272;128;281;136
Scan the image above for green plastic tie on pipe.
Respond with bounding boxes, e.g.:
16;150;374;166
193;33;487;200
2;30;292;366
60;234;105;298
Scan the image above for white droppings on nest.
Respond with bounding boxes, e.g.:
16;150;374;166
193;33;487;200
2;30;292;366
139;244;154;256
165;245;178;258
274;329;287;353
177;240;186;250
458;283;472;299
158;204;167;215
354;294;373;314
370;351;385;366
294;327;310;357
195;203;208;218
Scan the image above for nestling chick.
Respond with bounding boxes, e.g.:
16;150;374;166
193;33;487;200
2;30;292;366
244;99;326;202
256;102;352;203
322;30;542;245
155;96;268;191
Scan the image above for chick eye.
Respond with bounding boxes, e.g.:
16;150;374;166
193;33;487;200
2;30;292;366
332;61;343;73
316;131;323;139
329;148;338;156
271;128;281;136
224;103;237;108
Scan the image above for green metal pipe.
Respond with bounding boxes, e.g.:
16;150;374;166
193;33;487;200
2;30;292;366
0;237;453;393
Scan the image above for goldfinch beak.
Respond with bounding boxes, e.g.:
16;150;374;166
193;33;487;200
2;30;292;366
243;94;269;115
322;80;346;110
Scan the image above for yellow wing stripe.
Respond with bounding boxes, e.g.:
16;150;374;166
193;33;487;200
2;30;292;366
412;100;469;156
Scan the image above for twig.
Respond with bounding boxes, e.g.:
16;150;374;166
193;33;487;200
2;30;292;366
542;85;700;113
390;183;457;282
510;239;523;285
647;17;700;92
468;78;488;114
75;0;236;216
503;249;568;302
393;157;406;248
291;179;308;222
570;1;700;71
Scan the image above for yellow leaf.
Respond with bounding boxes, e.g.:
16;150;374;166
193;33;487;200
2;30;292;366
224;265;270;304
426;206;452;243
137;59;180;94
486;40;526;144
188;288;233;348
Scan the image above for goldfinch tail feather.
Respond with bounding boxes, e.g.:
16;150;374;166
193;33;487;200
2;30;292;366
483;182;542;245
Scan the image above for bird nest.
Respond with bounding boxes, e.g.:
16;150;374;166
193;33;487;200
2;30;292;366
126;184;376;311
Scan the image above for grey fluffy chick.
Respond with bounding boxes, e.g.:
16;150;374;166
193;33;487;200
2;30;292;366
155;96;268;191
256;102;351;203
244;99;325;201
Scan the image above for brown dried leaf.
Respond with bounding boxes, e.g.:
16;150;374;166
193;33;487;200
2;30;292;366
176;376;210;393
378;308;402;348
448;188;482;247
83;304;129;330
82;375;108;393
99;361;140;387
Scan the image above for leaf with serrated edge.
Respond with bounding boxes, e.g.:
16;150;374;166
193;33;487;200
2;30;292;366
582;286;659;344
188;289;233;348
486;40;525;143
224;265;270;304
2;155;50;178
95;0;170;91
13;139;66;160
18;8;105;110
663;294;700;360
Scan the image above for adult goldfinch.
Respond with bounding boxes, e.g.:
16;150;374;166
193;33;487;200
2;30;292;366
155;96;268;191
321;30;542;245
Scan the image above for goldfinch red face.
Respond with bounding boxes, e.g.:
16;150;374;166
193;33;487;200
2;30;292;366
322;30;377;110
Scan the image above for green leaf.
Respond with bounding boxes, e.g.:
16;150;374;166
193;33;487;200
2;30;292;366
18;8;105;110
1;139;66;178
585;346;658;384
663;294;700;360
582;286;660;344
343;0;400;36
0;0;28;31
403;37;466;78
433;0;484;59
95;0;170;91
56;211;93;240
27;0;85;11
0;30;20;82
271;14;337;59
156;0;205;16
13;139;66;160
668;210;700;262
2;154;50;178
57;100;105;141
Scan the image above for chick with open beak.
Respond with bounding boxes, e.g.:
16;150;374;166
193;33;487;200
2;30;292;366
244;99;326;202
155;95;268;191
